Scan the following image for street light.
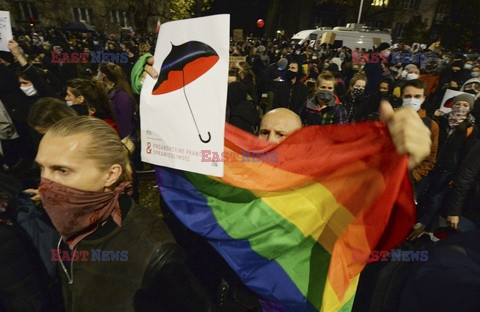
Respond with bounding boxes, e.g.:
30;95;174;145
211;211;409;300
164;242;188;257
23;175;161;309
357;0;364;24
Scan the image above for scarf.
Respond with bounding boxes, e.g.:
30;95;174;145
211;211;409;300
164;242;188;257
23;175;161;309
39;178;133;250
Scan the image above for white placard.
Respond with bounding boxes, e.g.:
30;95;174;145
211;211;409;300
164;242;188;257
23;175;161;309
140;15;229;176
0;11;13;52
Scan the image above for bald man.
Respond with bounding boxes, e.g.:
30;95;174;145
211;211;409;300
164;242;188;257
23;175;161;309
258;103;431;170
258;108;302;144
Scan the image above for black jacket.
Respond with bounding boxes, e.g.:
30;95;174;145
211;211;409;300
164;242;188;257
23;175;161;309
0;220;63;311
58;195;211;312
434;115;479;172
446;140;480;222
272;79;308;114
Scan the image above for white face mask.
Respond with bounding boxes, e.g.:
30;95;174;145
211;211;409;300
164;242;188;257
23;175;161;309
401;70;408;78
20;85;38;97
66;101;73;106
402;97;423;111
406;73;419;80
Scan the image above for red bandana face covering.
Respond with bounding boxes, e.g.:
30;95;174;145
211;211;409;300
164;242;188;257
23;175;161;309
38;178;133;250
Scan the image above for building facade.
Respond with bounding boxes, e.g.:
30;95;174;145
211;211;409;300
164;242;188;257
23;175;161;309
0;0;167;34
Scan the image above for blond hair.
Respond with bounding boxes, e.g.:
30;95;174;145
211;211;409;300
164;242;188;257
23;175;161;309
48;116;134;183
317;71;337;88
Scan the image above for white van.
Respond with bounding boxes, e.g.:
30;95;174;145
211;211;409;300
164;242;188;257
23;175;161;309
291;24;391;51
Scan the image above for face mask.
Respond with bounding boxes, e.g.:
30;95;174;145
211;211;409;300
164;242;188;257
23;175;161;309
353;88;365;97
32;39;39;44
38;178;132;250
402;97;424;111
401;70;408;78
471;72;479;78
66;100;73;106
464;64;473;70
93;41;99;45
464;89;478;95
275;50;280;54
312;56;317;60
285;70;297;80
448;105;470;128
295;50;301;55
306;81;315;89
406;73;419;80
316;90;334;105
20;84;38;96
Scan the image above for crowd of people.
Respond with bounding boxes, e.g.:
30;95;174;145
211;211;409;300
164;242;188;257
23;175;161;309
0;24;479;311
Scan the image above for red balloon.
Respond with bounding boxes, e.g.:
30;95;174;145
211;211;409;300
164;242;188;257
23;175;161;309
256;19;265;28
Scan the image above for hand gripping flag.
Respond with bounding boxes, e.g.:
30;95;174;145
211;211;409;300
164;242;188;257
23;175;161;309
156;122;416;312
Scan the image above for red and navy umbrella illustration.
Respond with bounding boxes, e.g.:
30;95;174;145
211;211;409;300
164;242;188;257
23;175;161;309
153;41;219;143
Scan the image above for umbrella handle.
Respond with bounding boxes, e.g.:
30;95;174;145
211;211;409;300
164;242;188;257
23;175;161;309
199;132;211;143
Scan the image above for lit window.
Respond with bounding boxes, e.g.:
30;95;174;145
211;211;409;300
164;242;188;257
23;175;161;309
371;0;389;6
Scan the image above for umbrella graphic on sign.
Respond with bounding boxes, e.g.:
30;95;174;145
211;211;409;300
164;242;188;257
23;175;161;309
153;41;219;143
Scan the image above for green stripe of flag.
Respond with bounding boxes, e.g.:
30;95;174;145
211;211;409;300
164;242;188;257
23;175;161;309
186;172;331;309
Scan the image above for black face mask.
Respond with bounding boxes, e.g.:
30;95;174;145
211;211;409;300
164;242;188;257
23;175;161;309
285;70;298;80
306;81;315;89
464;89;478;95
352;88;365;97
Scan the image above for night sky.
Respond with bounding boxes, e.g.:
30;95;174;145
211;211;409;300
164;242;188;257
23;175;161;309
208;0;269;36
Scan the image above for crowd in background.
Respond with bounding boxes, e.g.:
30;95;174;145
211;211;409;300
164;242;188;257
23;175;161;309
1;25;480;311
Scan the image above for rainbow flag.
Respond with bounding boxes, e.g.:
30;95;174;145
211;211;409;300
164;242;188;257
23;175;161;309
156;122;415;311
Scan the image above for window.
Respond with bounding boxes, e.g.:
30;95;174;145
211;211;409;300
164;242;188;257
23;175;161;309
16;2;38;20
371;0;389;6
394;23;405;38
403;0;419;9
110;11;129;28
73;8;94;24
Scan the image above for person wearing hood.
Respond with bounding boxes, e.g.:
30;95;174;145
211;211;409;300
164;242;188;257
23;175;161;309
461;78;480;121
410;94;479;239
272;61;308;114
299;72;347;125
400;79;439;199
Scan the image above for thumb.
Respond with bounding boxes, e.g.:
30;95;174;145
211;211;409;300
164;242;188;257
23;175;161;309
379;100;394;122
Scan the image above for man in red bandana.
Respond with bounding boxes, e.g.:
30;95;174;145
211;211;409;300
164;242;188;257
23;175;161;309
35;116;211;312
